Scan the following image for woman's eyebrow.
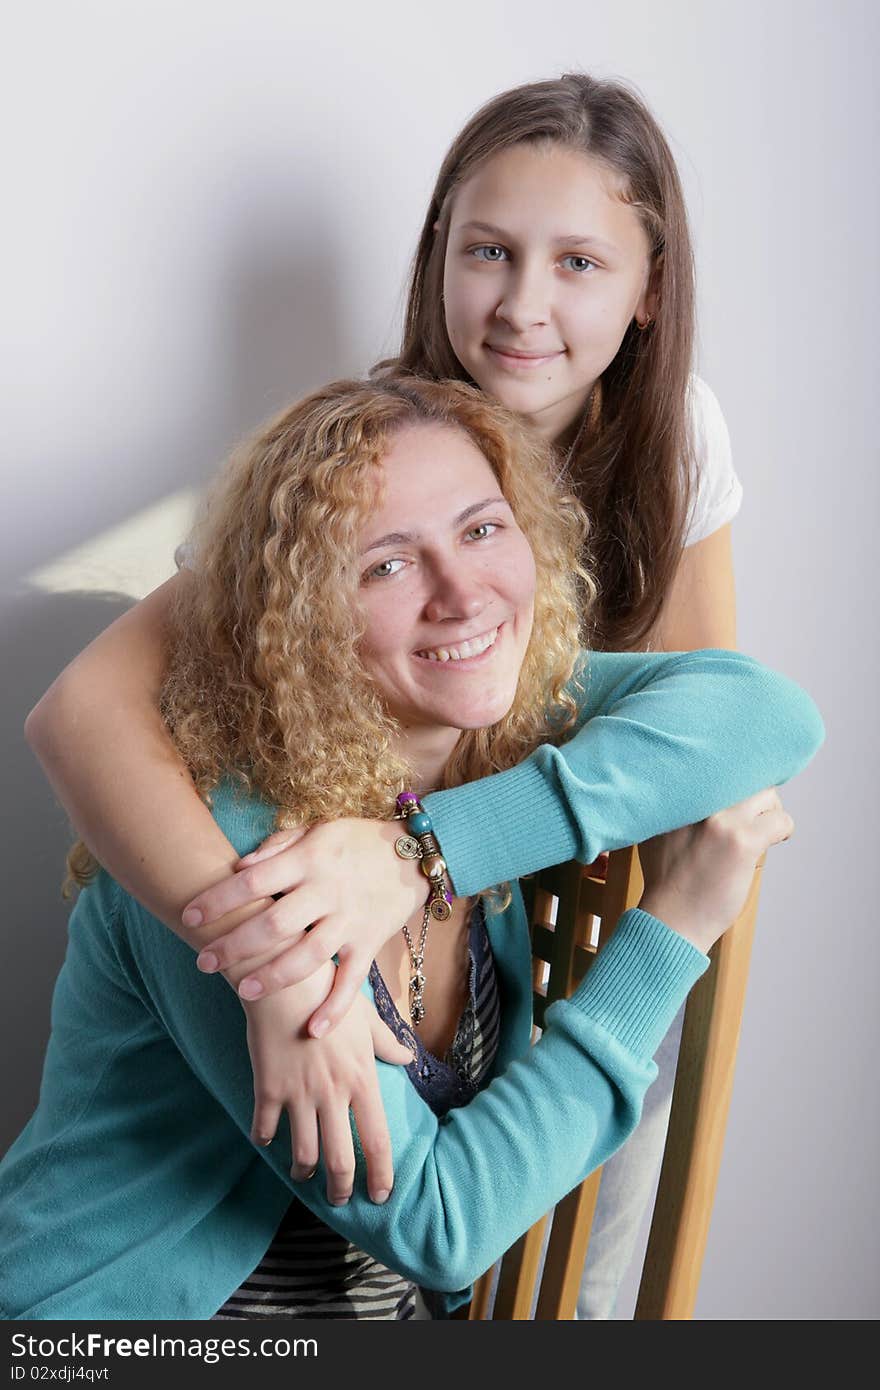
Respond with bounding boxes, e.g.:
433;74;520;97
455;496;509;526
361;498;509;555
362;530;413;555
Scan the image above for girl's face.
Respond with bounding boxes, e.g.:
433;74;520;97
443;143;655;443
356;422;535;771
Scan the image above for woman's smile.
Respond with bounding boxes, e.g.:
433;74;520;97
414;622;501;663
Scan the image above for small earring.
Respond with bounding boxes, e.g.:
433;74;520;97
636;315;653;331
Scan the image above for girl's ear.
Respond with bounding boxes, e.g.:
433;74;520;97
433;220;440;233
637;252;663;325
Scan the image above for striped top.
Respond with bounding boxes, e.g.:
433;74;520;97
213;902;499;1320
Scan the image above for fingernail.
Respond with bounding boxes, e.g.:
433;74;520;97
238;978;264;1000
254;1134;273;1147
372;1188;390;1204
182;907;203;928
330;1195;351;1207
291;1166;317;1182
196;951;219;973
310;1018;330;1038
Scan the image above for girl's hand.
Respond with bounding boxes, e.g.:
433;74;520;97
244;960;414;1206
638;788;793;955
186;820;428;1034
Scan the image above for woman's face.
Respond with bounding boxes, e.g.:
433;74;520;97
356;422;536;759
443;143;655;443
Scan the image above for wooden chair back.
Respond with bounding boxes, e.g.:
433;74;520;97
466;845;763;1320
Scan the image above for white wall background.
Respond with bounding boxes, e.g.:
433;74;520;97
2;0;877;1320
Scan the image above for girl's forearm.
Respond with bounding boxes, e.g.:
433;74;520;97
425;649;824;897
25;577;275;982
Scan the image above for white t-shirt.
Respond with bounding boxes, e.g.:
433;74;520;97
176;376;741;568
684;376;743;546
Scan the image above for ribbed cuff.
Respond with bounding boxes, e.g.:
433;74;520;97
558;908;710;1061
423;755;582;897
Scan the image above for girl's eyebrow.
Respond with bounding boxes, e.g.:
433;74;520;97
455;220;511;240
455;219;618;256
361;497;509;555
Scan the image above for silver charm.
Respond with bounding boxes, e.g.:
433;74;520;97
402;905;431;1027
409;963;426;1025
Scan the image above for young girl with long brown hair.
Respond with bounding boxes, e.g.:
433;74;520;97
28;76;748;1316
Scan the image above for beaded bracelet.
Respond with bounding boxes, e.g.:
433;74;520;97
393;791;453;922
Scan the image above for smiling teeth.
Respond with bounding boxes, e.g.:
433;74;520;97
418;628;498;662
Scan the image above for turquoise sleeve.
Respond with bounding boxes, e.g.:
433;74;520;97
424;649;824;896
116;891;708;1293
336;908;709;1292
0;878;707;1317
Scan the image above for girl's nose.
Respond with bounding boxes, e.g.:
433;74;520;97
495;266;550;333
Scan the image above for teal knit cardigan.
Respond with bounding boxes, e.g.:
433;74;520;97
0;650;823;1320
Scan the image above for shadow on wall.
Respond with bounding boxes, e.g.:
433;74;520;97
3;194;352;1155
224;225;362;427
1;588;135;1153
8;193;351;592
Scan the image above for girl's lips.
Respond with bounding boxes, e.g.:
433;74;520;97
485;345;564;369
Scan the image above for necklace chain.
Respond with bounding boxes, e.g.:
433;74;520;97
401;903;432;1027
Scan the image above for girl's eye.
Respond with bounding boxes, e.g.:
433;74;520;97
465;522;498;541
561;254;596;273
471;245;508;263
364;557;406;582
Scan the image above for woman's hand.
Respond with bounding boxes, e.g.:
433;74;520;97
244;961;414;1206
638;788;793;955
186;819;428;1034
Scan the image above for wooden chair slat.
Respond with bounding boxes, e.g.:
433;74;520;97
467;1266;495;1320
492;1215;550;1319
464;844;761;1321
571;943;596;985
532;993;547;1031
535;1169;603;1320
578;875;607;917
531;924;555;963
635;862;762;1319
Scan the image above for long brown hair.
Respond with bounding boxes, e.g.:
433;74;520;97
381;73;695;650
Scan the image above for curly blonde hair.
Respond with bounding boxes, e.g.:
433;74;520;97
68;377;594;887
164;375;592;822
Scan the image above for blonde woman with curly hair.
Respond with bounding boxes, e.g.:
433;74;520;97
3;377;821;1319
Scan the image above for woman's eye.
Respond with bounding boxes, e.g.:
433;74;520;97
465;522;498;541
471;245;508;263
364;558;406;582
561;254;596;273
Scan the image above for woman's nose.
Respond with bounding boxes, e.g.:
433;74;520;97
423;565;487;624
